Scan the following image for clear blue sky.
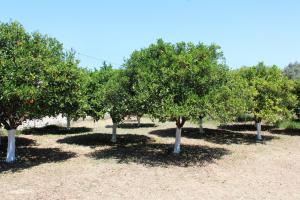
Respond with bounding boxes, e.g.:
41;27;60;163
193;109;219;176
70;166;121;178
1;0;299;69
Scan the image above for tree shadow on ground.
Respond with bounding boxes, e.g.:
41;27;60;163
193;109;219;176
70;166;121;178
0;136;76;173
0;135;36;147
270;129;300;136
22;125;92;135
219;123;300;137
105;123;157;129
149;128;277;145
57;133;154;148
89;143;229;167
218;124;275;131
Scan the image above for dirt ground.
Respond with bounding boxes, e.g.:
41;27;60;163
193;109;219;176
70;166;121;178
0;117;299;200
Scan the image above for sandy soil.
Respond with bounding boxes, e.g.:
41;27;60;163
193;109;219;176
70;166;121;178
0;117;299;200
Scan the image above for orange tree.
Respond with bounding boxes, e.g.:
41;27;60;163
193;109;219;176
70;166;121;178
0;21;85;162
237;63;297;140
124;39;242;153
86;63;130;142
42;50;89;129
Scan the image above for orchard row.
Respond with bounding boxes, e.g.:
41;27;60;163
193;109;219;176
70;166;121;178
1;21;299;162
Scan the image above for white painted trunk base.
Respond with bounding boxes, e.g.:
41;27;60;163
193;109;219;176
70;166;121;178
256;122;262;140
137;116;141;127
199;118;204;133
6;129;16;162
111;123;117;143
174;127;182;154
66;116;71;130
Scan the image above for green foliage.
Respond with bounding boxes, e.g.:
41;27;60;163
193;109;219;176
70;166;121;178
276;119;300;129
124;52;154;119
236;113;254;122
125;39;233;124
87;63;130;123
104;70;130;123
283;62;300;80
0;21;62;129
237;62;297;123
0;21;85;129
41;50;89;120
86;63;113;121
294;77;300;118
207;71;252;123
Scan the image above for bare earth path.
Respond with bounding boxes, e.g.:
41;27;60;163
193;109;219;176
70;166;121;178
0;118;299;200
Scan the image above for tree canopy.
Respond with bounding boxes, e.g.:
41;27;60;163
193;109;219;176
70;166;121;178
0;21;87;162
125;39;241;124
0;21;63;129
42;50;89;121
124;39;246;152
207;71;252;123
294;77;300;118
0;21;86;129
238;62;297;123
86;63;130;124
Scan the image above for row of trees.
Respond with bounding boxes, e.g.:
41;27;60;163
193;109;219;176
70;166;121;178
0;21;299;162
123;40;296;148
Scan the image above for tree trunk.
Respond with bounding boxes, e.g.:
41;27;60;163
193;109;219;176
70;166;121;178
174;116;185;154
199;117;204;134
174;126;182;154
66;115;71;130
256;121;262;140
6;129;16;162
111;123;117;143
137;116;141;127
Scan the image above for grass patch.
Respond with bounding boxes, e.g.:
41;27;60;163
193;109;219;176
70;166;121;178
0;129;22;136
276;120;300;129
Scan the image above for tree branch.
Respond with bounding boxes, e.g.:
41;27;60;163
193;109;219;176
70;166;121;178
0;117;11;130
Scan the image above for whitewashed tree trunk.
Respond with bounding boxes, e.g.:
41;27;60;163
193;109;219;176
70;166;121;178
137;116;141;127
199;117;204;133
66;115;71;130
6;129;16;162
174;116;184;154
256;122;262;140
111;123;117;143
174;127;182;154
